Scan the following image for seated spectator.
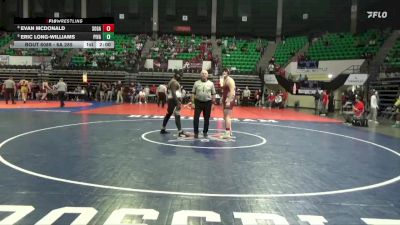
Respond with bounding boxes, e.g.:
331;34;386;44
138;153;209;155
273;90;284;109
137;90;145;104
267;91;275;108
344;97;365;124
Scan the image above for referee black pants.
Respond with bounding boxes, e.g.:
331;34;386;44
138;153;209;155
4;88;15;104
193;99;212;134
58;91;65;107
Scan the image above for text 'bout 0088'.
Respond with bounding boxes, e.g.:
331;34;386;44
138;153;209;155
11;41;114;49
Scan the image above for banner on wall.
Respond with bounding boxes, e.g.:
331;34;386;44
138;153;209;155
8;56;33;65
344;73;369;85
32;56;51;65
0;55;9;65
144;59;212;71
285;59;365;78
264;74;278;84
144;59;153;69
202;61;212;70
168;60;183;70
183;60;202;70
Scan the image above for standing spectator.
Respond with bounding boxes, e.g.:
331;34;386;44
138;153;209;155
28;79;36;100
268;63;275;74
282;90;288;108
392;94;400;128
55;78;67;107
116;81;124;103
369;91;379;124
242;86;251;105
191;70;216;138
235;88;242;106
106;83;114;102
41;80;51;101
3;77;16;104
181;87;187;104
143;85;150;104
157;83;167;108
321;90;329;116
313;90;321;115
255;89;261;107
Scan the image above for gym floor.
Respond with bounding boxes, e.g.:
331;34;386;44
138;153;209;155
0;101;399;225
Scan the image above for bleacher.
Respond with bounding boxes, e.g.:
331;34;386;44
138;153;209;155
221;38;263;74
369;77;400;110
149;35;211;65
274;36;308;66
70;34;142;71
383;38;400;72
0;34;12;49
307;30;384;61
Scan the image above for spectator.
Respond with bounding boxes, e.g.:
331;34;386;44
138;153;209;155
344;97;365;124
321;90;329;116
150;84;157;94
116;81;124;104
368;91;379;124
55;78;67;108
392;94;400;128
144;85;150;103
268;63;275;74
314;90;321;115
242;86;251;103
268;91;275;109
157;83;167;108
255;89;261;107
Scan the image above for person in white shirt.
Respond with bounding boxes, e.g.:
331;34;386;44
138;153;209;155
55;78;67;107
3;77;16;104
137;90;145;104
369;91;379;124
156;83;167;108
191;70;216;138
143;86;150;104
242;86;251;105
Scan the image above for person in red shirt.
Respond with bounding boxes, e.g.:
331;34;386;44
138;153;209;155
282;91;288;108
268;91;275;109
344;97;365;124
353;97;365;118
150;84;157;94
321;90;329;116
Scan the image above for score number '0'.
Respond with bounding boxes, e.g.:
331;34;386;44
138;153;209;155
102;24;114;32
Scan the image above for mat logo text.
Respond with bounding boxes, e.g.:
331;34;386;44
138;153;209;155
0;205;398;225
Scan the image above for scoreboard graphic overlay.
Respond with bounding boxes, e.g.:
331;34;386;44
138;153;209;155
12;18;114;49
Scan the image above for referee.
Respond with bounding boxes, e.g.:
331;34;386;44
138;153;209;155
192;70;216;138
55;78;67;107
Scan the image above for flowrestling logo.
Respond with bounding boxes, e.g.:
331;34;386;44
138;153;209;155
367;11;388;19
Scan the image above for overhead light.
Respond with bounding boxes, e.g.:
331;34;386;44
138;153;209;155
328;74;333;79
